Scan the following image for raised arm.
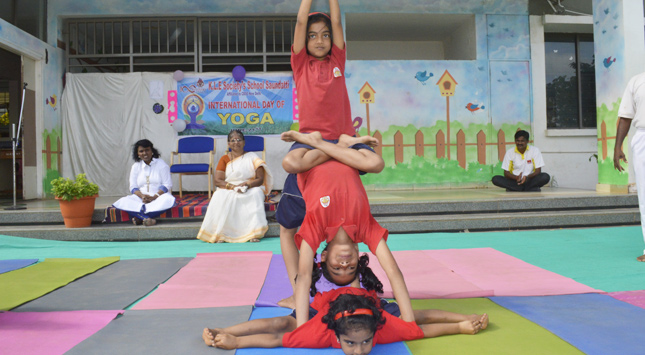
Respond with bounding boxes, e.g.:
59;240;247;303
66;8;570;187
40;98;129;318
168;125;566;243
374;239;415;322
293;0;313;54
295;240;315;327
329;0;344;50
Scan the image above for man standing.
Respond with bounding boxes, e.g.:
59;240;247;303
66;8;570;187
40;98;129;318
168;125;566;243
492;130;550;192
614;72;645;262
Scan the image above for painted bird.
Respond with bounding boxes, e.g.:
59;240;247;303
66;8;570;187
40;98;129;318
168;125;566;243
603;56;616;68
414;71;433;85
465;103;485;113
353;116;363;131
46;94;57;110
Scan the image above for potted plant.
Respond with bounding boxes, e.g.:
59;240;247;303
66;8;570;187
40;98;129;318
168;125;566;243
51;173;99;228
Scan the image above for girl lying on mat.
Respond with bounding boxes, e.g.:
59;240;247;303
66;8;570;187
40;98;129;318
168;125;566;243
202;258;488;353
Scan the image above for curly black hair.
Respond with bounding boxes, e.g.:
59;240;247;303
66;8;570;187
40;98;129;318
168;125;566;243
321;293;385;338
310;244;384;297
132;139;160;162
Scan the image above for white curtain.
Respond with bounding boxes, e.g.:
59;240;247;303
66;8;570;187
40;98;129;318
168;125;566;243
61;72;287;197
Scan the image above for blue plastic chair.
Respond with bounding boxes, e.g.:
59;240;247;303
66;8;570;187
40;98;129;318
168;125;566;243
169;136;216;198
243;135;265;160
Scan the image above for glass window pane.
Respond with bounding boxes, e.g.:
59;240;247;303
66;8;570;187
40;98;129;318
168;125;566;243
578;38;597;128
545;35;579;129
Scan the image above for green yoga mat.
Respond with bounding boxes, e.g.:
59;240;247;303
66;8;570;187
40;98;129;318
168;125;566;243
0;256;119;311
406;298;582;355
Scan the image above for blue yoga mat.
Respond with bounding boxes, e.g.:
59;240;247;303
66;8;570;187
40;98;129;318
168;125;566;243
237;307;411;355
491;294;645;355
0;259;38;274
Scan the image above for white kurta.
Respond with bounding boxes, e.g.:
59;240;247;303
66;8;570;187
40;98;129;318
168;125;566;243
197;152;273;243
112;158;176;214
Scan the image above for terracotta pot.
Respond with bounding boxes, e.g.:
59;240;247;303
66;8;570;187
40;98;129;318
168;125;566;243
56;195;98;228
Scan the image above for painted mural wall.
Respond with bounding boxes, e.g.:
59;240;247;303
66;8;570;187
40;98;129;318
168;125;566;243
592;0;628;186
0;18;64;197
47;0;531;189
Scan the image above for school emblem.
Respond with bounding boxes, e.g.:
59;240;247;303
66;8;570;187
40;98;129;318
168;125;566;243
320;196;330;208
333;67;342;78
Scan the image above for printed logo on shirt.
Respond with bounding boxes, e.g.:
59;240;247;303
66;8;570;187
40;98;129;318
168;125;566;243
527;160;532;163
333;67;342;78
320;196;330;208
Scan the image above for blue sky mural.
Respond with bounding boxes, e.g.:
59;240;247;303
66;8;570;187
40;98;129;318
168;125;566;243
592;0;625;107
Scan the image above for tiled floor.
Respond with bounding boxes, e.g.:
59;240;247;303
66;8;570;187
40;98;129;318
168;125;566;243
0;187;630;213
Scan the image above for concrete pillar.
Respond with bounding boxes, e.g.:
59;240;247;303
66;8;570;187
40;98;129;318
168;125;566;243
594;0;645;192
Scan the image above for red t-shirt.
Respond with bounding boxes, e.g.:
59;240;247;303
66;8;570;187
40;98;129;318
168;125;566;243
291;44;355;140
294;160;388;254
282;287;424;348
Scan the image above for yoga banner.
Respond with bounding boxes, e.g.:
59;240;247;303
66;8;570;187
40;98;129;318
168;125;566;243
176;72;294;136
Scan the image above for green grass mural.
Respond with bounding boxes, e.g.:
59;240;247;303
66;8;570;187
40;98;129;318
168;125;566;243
42;129;62;197
358;122;530;187
597;99;628;185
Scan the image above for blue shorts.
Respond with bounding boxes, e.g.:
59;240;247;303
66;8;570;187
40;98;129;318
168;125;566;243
275;173;305;229
289;306;318;320
276;140;375;229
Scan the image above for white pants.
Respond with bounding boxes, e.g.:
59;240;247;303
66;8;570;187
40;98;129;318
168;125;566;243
630;129;645;254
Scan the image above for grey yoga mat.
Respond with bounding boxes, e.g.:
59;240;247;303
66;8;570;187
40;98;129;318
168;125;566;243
14;258;192;311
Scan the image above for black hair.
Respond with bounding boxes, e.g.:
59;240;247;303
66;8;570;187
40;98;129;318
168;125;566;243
321;293;385;338
514;130;529;141
228;129;245;141
132;139;160;162
306;13;333;56
310;244;384;297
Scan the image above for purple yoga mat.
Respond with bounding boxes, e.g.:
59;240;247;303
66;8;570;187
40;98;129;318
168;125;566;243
255;254;293;307
0;310;122;355
609;290;645;309
0;259;38;274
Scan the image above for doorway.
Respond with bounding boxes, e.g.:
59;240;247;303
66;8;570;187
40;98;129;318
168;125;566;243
0;47;23;199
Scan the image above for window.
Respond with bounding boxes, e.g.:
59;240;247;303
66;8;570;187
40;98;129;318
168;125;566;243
65;17;294;73
545;33;596;129
0;0;47;41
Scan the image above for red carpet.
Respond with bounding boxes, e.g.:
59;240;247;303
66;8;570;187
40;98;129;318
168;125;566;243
103;193;277;223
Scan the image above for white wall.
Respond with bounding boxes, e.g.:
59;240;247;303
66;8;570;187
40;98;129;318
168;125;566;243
347;41;445;60
530;15;598;189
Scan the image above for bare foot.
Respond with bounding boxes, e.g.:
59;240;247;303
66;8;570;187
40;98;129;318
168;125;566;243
281;130;323;147
278;295;296;309
479;313;488;330
638;254;645;262
250;238;260;243
214;333;238;350
202;328;216;347
339;134;379;148
466;313;488;330
143;218;156;226
458;320;481;335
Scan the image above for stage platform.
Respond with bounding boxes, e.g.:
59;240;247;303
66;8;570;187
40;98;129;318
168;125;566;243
0;187;639;241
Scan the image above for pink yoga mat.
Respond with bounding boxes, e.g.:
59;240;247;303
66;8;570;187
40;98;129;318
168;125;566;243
423;248;602;296
367;250;494;299
609;290;645;309
0;310;122;355
132;251;272;309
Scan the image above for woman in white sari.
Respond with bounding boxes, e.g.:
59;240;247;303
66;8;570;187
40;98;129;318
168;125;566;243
197;130;273;243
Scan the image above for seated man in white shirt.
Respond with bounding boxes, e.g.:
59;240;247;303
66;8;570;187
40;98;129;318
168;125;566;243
491;130;550;192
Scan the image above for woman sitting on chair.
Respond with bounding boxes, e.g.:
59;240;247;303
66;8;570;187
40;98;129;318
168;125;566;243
197;129;273;243
112;139;176;226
